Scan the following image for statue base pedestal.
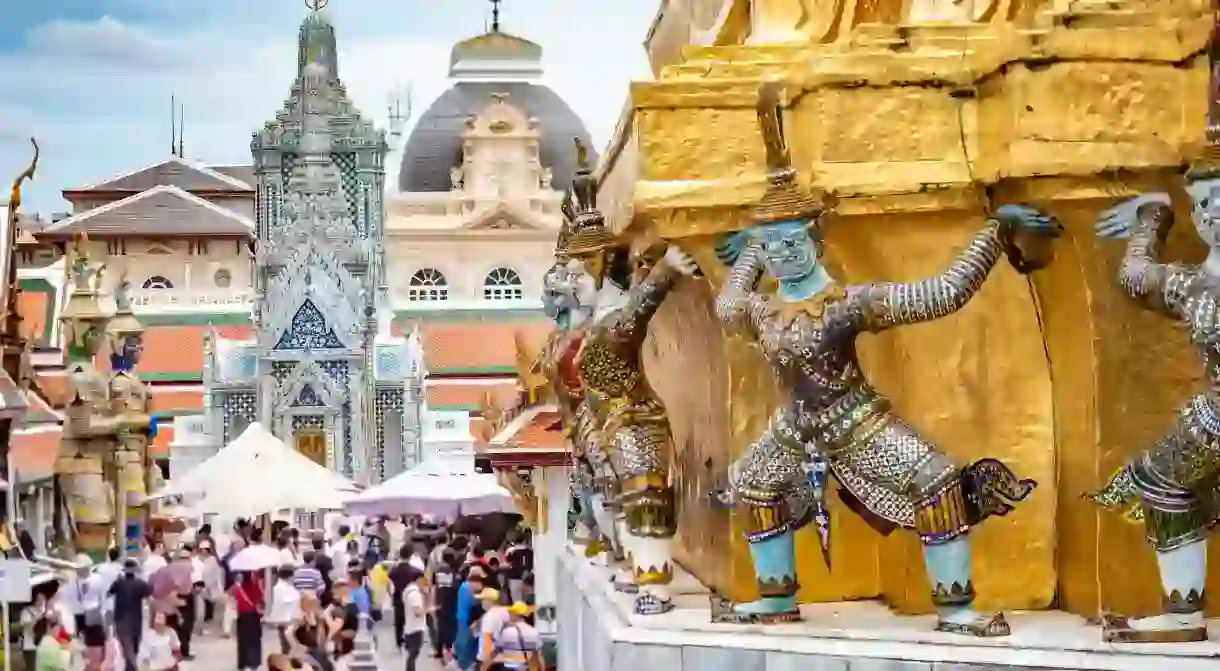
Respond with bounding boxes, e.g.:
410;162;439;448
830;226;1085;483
558;544;1220;670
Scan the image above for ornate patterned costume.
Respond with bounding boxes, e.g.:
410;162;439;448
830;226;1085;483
563;138;685;614
1093;201;1220;555
711;83;1046;635
719;231;1035;552
577;262;681;543
1086;19;1220;643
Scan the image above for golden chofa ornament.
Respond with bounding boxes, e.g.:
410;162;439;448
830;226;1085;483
753;81;828;225
565;136;619;255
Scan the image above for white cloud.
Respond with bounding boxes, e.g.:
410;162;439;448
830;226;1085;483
0;1;657;213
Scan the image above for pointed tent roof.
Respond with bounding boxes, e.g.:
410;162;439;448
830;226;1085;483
37;185;255;239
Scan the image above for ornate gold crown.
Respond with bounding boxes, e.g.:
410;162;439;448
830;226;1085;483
754;81;827;224
1188;17;1220;181
565;137;619;255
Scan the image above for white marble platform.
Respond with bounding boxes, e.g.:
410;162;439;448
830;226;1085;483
556;544;1220;671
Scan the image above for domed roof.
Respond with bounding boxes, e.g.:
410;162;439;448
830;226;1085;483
398;81;597;194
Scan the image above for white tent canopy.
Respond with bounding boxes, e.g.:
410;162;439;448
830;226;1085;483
161;422;358;518
342;458;514;520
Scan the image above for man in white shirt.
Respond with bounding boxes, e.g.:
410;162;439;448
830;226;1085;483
93;549;123;624
142;542;167;581
61;555;93;633
475;588;511;669
400;567;427;671
266;565;301;654
327;526;352;582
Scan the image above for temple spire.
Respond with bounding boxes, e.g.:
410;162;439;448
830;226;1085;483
298;0;339;80
490;0;501;32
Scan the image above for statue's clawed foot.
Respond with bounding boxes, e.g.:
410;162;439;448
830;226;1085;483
1101;612;1207;643
935;611;1011;638
709;595;801;625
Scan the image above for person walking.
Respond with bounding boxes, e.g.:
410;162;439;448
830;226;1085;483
136;612;180;671
400;568;427;671
285;592;330;671
266;566;301;654
20;591;49;671
431;548;459;665
453;571;485;671
229;572;264;671
107;559;150;671
473;589;510;671
485;603;542;671
388;546;412;649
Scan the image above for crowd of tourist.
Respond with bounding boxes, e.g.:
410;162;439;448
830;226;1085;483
8;516;543;671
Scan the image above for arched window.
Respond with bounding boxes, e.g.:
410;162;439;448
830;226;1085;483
142;276;174;290
483;267;523;301
408;268;449;301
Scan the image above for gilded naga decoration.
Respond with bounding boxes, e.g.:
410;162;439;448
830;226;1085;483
710;82;1060;635
564;137;698;615
1087;14;1220;645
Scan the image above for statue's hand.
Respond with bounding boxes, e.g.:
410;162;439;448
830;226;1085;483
995;204;1063;274
1096;192;1172;241
663;245;700;277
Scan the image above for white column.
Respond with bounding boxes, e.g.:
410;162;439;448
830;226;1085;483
536;464;569;635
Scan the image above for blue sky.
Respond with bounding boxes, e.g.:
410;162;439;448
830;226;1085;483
0;0;656;213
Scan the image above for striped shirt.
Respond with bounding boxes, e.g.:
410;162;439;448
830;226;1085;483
292;566;325;596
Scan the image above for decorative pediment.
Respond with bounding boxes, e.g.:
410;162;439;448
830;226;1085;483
460;202;542;231
274;300;347;351
276;359;344;413
464;93;538;139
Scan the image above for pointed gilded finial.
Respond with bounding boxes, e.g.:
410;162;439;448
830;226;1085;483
756;81;791;175
753;81;827;223
1188;10;1220;180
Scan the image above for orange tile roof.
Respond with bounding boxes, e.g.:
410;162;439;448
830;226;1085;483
95;324;251;378
409;319;552;373
150;388;203;414
17;289;51;345
426;380;519;408
24;390;59;424
150;424;173;458
10;427;60;482
504;411;566;449
34;371;68;406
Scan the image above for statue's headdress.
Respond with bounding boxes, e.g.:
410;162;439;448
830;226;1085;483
754;81;827;223
564;137;619;255
1187;15;1220;181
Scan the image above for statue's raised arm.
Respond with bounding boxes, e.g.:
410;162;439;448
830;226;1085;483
858;204;1062;332
1095;192;1189;317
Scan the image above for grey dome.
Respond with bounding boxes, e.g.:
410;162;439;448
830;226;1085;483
398;81;597;193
